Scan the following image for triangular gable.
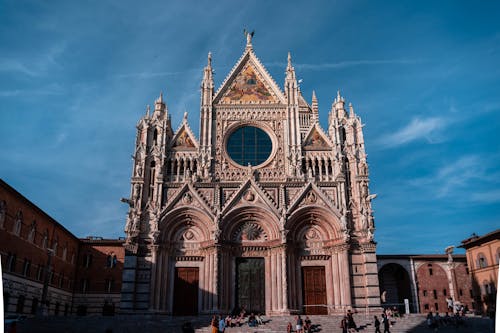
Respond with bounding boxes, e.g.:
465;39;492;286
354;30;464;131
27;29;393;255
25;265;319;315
221;178;279;216
171;123;199;149
302;124;333;150
214;50;286;104
287;182;340;217
162;183;214;219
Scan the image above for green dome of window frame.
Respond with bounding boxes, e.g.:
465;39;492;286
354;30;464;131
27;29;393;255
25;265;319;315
226;126;273;167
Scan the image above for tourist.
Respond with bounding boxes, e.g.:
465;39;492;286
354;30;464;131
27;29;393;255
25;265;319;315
248;313;257;327
382;313;391;333
287;322;293;333
210;315;218;333
218;315;226;332
295;315;304;333
304;316;312;333
255;313;264;325
340;316;348;333
347;309;357;332
374;315;381;333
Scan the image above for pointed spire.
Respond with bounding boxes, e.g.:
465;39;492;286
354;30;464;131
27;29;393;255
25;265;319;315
183;111;188;123
312;91;319;123
287;51;293;71
146;105;150;117
207;51;212;67
154;91;166;114
336;90;341;102
349;102;355;118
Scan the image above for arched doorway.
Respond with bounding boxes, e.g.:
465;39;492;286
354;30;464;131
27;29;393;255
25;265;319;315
378;263;413;312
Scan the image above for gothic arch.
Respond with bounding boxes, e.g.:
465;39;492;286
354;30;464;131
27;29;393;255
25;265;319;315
286;205;341;242
159;207;212;243
221;205;280;242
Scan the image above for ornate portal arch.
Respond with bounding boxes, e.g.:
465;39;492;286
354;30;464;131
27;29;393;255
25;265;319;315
221;205;280;243
286;205;342;243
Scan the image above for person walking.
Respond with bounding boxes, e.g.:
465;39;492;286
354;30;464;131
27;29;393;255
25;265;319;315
382;313;391;333
374;315;381;333
340;316;348;333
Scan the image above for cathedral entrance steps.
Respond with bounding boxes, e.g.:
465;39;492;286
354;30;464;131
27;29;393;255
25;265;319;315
13;314;492;333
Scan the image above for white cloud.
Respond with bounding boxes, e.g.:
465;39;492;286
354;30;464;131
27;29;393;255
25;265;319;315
379;117;447;148
265;59;420;70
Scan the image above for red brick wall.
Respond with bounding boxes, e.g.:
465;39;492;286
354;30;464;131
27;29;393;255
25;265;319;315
76;241;124;294
416;263;449;313
454;263;474;310
0;181;79;292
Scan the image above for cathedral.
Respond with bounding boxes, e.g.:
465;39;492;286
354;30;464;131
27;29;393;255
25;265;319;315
120;34;380;316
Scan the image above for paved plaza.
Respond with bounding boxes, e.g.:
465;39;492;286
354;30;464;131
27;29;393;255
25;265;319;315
12;314;493;333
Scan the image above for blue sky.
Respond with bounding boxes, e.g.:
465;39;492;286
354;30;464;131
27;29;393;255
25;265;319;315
0;0;499;254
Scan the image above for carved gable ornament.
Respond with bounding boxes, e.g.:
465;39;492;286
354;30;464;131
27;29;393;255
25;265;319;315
221;64;276;103
162;183;215;219
221;179;279;216
287;182;340;217
171;125;198;150
303;125;332;150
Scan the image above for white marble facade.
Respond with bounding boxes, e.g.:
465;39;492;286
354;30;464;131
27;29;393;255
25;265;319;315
120;35;380;315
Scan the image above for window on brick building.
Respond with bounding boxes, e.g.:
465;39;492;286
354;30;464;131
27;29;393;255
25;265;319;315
443;289;447;296
424;304;429;310
459;289;463;296
59;274;64;288
28;221;36;243
7;253;17;272
49;270;54;285
106;254;117;268
470;289;473;297
105;278;115;293
37;265;44;281
16;295;25;313
83;254;93;268
42;230;48;249
4;293;10;312
477;253;488;268
52;236;58;255
0;200;6;229
81;279;90;293
423;290;427;297
22;258;31;277
13;210;23;236
434;303;439;311
427;264;433;275
433;290;437;299
31;297;39;314
62;246;67;261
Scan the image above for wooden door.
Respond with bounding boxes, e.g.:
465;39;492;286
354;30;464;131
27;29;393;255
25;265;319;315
236;258;265;313
302;266;327;315
173;267;199;315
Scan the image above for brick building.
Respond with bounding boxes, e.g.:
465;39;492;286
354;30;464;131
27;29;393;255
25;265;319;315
0;179;124;316
459;229;499;314
377;253;474;314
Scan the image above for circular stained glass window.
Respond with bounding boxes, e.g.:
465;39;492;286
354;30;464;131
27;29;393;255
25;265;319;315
226;126;272;167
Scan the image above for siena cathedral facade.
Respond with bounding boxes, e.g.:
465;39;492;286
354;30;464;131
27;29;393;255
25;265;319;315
121;35;380;315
